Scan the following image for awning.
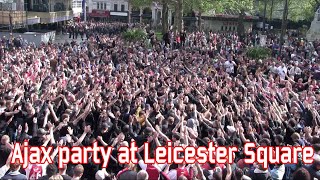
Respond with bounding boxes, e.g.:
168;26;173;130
110;11;128;17
89;10;110;17
27;17;41;25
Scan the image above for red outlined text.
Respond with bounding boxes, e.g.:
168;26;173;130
10;141;314;169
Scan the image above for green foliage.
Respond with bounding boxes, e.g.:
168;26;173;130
122;29;147;42
287;0;316;21
184;0;216;14
215;0;254;13
257;0;317;22
247;47;272;60
155;32;163;40
130;0;153;8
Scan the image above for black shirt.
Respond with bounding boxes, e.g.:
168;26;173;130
0;144;11;167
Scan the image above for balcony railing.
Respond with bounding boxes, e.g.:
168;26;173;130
28;10;73;23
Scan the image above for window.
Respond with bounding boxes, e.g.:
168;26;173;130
225;26;228;31
104;3;106;10
121;4;125;11
233;26;236;31
221;26;224;31
114;3;118;11
97;2;99;9
72;0;82;8
229;26;232;31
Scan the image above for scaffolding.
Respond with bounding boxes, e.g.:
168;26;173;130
0;0;26;29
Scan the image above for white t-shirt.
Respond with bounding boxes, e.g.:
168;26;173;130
277;66;287;80
0;164;9;179
224;61;234;74
289;66;302;76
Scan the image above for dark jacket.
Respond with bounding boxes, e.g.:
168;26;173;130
2;171;27;180
304;164;320;180
252;168;272;180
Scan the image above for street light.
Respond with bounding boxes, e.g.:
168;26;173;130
154;2;158;31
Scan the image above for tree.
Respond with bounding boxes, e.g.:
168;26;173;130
131;0;170;34
183;0;217;31
280;0;288;52
270;0;274;19
263;0;267;31
215;0;254;41
287;0;318;21
130;0;153;24
162;0;169;33
130;0;153;9
258;0;318;22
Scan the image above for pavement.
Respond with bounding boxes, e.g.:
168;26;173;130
54;33;84;44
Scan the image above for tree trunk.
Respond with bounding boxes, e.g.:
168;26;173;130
280;0;288;52
263;0;267;31
269;0;274;20
128;0;131;23
177;0;183;32
237;9;245;42
315;0;320;11
161;0;169;34
173;3;178;31
139;7;143;24
198;11;202;31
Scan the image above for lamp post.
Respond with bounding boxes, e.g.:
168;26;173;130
154;2;158;31
82;0;86;22
25;1;29;31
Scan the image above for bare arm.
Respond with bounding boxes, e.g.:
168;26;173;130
74;126;91;146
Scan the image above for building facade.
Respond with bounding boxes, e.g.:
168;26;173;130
72;0;82;18
200;10;258;33
88;0;129;21
0;0;28;29
0;0;75;30
26;0;73;24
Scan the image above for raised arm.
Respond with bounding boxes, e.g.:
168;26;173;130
74;125;91;146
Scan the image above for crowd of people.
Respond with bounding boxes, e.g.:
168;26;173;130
0;21;319;180
64;22;142;40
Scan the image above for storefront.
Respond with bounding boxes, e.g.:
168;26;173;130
109;11;128;22
202;15;258;33
88;10;110;21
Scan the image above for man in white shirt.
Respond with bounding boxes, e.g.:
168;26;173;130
288;65;302;77
224;60;235;74
277;63;287;80
269;62;278;74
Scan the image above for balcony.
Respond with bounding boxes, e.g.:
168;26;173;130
0;10;25;26
28;10;73;23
